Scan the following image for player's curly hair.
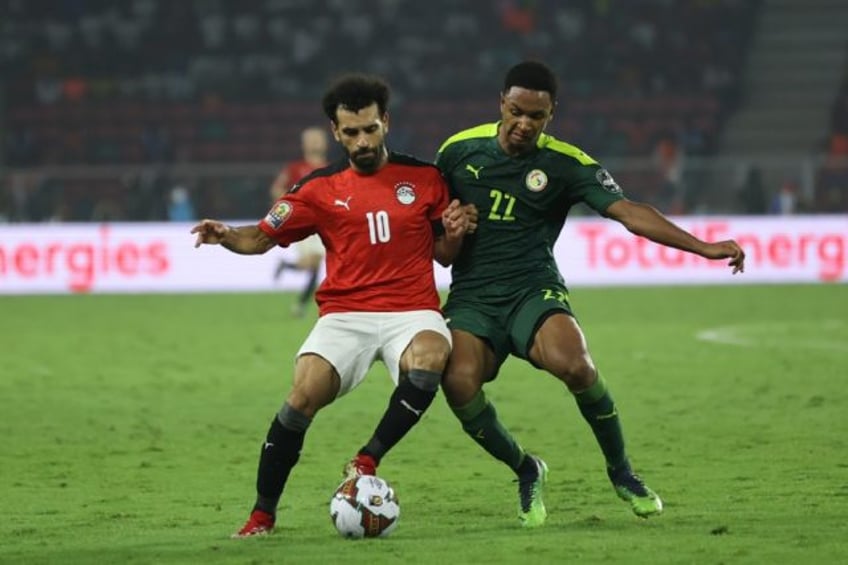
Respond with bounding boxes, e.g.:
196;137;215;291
503;61;557;101
322;74;390;124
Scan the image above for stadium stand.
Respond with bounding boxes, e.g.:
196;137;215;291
817;74;848;212
15;1;844;220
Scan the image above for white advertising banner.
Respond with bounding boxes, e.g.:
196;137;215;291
0;216;845;295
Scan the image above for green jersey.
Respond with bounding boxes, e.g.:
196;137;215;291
436;122;624;298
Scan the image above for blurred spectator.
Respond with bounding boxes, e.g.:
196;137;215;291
5;127;42;166
653;134;686;213
816;153;848;213
167;184;196;221
738;166;768;215
0;181;10;223
91;198;124;222
141;124;174;163
0;0;787;221
771;179;798;215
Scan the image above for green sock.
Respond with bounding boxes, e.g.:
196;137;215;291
574;374;628;471
452;391;525;471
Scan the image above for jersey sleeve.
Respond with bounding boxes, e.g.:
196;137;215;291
257;188;319;245
566;163;626;215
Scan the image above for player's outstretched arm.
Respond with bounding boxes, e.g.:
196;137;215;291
434;200;478;266
605;200;746;274
191;219;277;255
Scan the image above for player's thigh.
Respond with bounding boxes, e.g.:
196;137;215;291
512;288;596;380
509;284;578;364
297;313;380;398
441;329;500;407
529;313;595;375
381;310;452;382
288;353;340;416
443;300;511;372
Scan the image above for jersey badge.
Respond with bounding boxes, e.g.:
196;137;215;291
265;200;293;229
525;169;548;192
395;183;416;205
596;169;622;194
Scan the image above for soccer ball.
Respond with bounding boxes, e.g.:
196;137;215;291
329;475;400;538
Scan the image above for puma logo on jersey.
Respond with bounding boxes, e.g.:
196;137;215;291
465;164;483;179
334;196;352;210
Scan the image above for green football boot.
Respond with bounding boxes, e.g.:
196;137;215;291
608;465;663;518
517;455;548;528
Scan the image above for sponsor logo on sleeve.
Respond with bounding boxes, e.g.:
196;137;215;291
264;201;293;229
596;169;622;194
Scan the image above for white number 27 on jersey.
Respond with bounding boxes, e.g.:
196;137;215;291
366;211;391;244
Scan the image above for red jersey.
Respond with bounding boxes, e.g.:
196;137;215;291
259;154;449;315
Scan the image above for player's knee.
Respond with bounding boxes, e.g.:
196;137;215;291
441;359;481;406
552;357;597;392
285;387;329;418
416;347;450;373
277;401;312;432
408;332;451;372
407;368;441;392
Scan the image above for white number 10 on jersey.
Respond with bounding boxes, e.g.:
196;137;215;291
366;211;391;244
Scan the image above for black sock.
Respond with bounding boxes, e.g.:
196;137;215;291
361;372;438;462
253;408;310;515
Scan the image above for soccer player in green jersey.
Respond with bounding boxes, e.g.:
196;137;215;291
435;61;746;527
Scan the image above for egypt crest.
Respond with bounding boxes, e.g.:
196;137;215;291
395;183;416;205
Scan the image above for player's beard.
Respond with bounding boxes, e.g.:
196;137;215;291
349;145;385;173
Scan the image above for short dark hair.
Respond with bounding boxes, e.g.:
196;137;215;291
321;74;391;124
503;61;557;101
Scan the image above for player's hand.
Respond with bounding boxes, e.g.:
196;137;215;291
462;203;478;234
703;240;746;274
442;199;477;238
190;219;230;247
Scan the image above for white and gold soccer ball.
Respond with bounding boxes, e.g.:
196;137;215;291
329;475;400;538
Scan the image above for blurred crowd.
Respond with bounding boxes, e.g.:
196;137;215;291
2;0;758;165
1;0;844;221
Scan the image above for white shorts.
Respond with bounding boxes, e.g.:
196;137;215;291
297;310;451;397
293;234;325;259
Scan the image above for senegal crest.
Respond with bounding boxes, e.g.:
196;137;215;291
525;169;548;192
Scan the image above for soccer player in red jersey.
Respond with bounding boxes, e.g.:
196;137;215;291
191;74;477;537
269;126;329;317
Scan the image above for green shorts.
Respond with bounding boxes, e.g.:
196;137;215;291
443;282;574;375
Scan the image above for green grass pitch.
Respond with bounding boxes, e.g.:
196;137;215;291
1;284;846;564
